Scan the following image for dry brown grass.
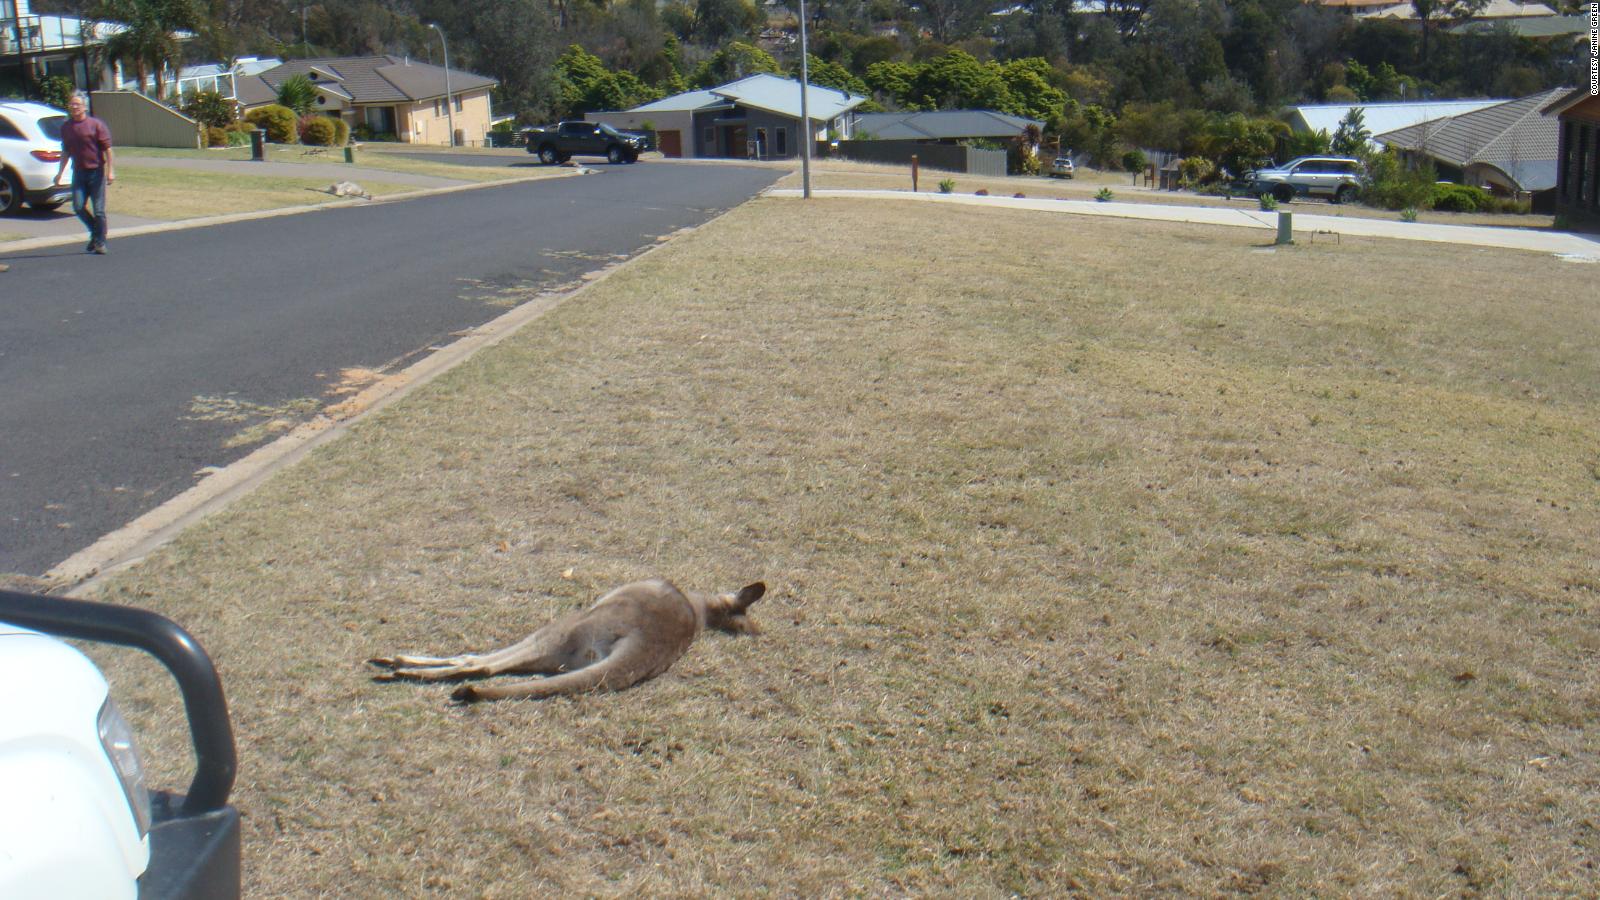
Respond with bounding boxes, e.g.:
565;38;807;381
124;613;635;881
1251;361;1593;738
87;197;1598;896
110;166;414;219
786;158;1559;229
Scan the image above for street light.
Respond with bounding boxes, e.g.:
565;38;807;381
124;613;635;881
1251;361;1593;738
428;23;454;147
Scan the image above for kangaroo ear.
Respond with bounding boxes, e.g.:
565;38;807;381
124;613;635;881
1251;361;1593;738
732;582;766;611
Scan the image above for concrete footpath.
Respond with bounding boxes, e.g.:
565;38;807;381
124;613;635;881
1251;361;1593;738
766;188;1600;261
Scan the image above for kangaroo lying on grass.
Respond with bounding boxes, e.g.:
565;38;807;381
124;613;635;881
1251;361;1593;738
368;578;765;703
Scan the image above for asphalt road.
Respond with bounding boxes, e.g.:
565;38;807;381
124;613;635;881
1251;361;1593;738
0;162;784;577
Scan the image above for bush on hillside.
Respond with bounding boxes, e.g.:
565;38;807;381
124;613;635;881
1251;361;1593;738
246;104;297;143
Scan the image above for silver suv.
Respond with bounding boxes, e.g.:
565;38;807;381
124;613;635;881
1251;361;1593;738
1250;156;1363;204
0;100;72;215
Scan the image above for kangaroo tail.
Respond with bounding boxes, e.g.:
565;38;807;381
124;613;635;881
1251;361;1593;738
451;656;638;703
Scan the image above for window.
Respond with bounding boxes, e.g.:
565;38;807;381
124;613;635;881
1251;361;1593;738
0;116;22;140
703;126;715;152
453;95;463;113
775;127;787;156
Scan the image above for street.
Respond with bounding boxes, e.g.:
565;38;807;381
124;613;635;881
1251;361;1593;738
0;162;784;577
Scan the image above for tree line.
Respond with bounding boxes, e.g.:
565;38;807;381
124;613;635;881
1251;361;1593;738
30;0;1589;160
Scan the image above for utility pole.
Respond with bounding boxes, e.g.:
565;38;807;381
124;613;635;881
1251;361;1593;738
428;23;454;147
798;0;811;198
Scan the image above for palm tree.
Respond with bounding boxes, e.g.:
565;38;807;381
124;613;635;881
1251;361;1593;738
92;0;202;99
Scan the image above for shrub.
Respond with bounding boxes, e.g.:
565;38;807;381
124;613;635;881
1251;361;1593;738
276;74;317;116
1400;206;1419;222
1095;187;1114;202
1259;193;1278;211
246;104;298;143
938;178;956;193
975;188;989;196
1486;196;1531;215
300;115;338;146
203;125;229;147
330;117;350;147
1121;149;1147;173
1361;149;1434;211
1430;182;1490;213
40;75;75;111
183;89;237;129
1177;156;1216;187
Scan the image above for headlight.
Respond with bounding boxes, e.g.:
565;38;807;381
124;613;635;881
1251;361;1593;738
97;698;152;838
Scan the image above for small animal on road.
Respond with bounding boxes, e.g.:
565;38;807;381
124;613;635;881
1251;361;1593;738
368;577;765;702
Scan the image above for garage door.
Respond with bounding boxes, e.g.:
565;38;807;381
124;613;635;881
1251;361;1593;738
657;129;682;158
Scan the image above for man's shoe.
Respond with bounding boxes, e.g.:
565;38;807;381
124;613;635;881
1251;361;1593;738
85;242;96;253
92;243;107;255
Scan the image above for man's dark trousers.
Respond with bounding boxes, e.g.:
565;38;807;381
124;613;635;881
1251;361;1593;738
72;167;107;248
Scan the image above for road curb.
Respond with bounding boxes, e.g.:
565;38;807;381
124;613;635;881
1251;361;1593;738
50;194;732;595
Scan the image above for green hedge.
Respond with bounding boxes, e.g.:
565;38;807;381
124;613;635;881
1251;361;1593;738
1430;182;1491;213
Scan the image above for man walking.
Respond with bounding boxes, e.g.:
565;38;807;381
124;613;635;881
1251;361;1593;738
54;91;115;255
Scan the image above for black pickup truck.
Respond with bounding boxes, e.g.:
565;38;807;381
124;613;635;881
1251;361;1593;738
523;121;649;165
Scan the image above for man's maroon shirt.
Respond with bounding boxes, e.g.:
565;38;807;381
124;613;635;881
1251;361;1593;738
61;116;113;170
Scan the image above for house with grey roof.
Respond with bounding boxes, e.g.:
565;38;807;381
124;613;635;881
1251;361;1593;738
237;56;497;147
584;73;866;159
1376;88;1567;209
1286;100;1509;150
852;110;1043;143
1542;87;1600;232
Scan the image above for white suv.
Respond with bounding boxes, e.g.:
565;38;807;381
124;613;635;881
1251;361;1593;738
0;100;72;215
1250;156;1364;204
0;589;241;899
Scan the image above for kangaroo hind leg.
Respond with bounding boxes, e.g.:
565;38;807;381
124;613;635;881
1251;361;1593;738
369;622;574;682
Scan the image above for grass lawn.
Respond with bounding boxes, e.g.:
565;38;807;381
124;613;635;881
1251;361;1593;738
107;166;415;220
119;144;545;184
86;197;1598;895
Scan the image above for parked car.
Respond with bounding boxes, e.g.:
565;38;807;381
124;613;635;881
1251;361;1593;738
1250;156;1364;204
523;121;648;165
0;589;240;900
1047;156;1074;178
0;100;72;215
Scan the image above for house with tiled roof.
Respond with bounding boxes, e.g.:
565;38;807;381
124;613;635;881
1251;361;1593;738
1376;88;1568;209
1542;88;1600;232
237;56;497;147
852;110;1043;142
584;74;866;159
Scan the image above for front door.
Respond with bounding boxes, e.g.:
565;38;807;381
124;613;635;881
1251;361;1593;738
657;129;682;157
725;125;746;159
